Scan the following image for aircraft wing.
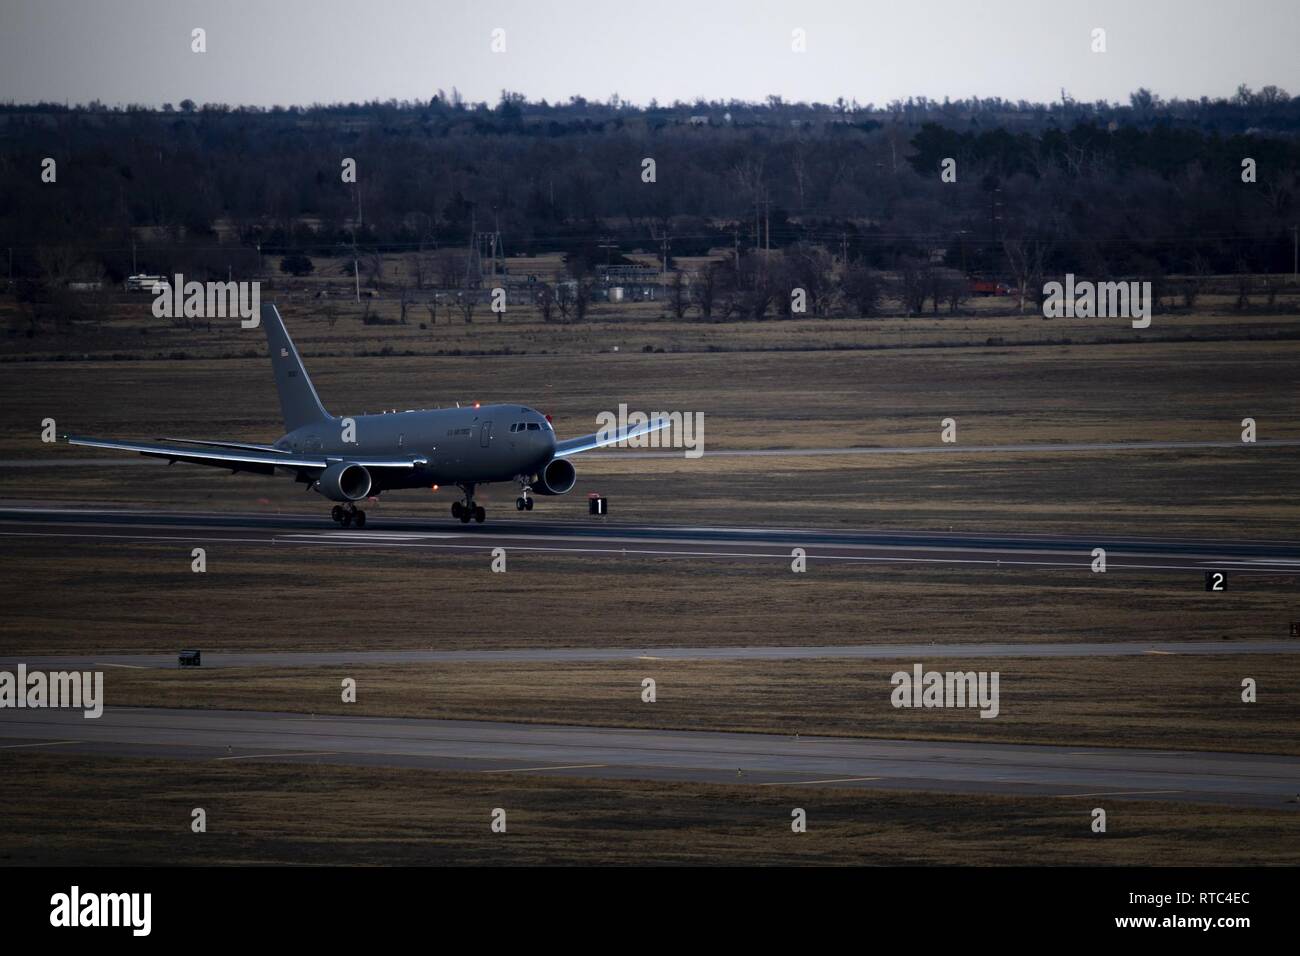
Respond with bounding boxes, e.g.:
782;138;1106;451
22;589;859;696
67;436;427;475
553;416;671;458
161;437;294;455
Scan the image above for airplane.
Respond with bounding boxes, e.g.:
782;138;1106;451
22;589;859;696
65;302;668;527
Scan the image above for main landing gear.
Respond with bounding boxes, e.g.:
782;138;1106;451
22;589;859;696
452;483;486;524
331;502;366;528
515;475;534;512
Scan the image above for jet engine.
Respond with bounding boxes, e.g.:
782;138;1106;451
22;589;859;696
534;457;577;495
316;461;372;501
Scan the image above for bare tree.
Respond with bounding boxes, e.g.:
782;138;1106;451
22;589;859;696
669;271;691;319
458;291;476;324
1002;238;1049;314
398;281;411;324
692;265;718;320
840;263;882;317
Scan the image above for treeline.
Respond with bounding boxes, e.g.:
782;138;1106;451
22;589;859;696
0;87;1297;288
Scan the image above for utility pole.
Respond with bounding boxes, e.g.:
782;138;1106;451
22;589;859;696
650;225;670;297
351;234;360;302
764;194;770;260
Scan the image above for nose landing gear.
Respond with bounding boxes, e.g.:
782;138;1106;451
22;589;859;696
515;475;534;512
331;502;366;528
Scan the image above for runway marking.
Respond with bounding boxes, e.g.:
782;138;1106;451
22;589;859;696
94;661;146;669
760;776;884;786
1056;789;1184;798
0;740;79;750
276;537;1271;572
0;531;269;545
1144;650;1176;655
482;763;608;774
217;751;340;761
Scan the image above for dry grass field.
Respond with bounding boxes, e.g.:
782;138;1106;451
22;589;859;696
97;655;1300;755
1;540;1295;655
3;752;1296;866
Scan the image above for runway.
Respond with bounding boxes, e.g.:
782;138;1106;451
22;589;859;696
3;639;1296;672
3;504;1300;573
1;706;1294;807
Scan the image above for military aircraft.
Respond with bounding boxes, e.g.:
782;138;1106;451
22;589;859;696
66;303;667;526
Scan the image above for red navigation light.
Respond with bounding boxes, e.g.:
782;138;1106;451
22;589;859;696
473;402;481;409
545;413;553;423
431;484;439;492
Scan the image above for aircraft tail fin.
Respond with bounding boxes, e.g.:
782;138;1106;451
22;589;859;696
261;303;331;432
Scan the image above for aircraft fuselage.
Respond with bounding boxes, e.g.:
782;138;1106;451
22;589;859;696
275;403;557;491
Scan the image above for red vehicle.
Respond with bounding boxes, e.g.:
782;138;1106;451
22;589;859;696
968;278;1012;296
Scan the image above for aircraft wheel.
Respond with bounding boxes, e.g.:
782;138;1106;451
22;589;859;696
459;509;472;524
524;498;534;511
354;510;366;529
474;506;486;523
331;505;344;523
516;497;526;511
341;511;354;528
451;501;463;519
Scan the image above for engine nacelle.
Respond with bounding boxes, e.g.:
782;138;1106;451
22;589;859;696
534;457;577;496
316;461;372;501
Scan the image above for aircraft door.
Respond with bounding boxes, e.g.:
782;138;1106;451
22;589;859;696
479;422;493;447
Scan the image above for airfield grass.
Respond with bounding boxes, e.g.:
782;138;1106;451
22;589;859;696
1;752;1296;866
97;655;1300;756
1;540;1298;655
4;284;1300;364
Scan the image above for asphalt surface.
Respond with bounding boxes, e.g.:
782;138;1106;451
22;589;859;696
2;639;1295;672
2;706;1295;807
3;505;1300;572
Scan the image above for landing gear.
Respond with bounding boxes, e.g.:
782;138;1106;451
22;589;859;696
515;476;535;512
331;502;365;528
454;484;485;524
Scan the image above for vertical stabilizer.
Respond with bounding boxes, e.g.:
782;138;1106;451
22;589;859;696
261;303;331;432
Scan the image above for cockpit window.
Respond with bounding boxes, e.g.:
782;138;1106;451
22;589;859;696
527;422;540;431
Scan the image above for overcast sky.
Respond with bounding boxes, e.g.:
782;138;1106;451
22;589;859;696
2;0;1298;108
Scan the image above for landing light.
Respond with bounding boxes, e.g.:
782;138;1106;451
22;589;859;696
473;402;480;409
431;484;439;492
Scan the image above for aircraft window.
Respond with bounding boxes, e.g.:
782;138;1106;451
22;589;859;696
527;423;540;431
509;424;517;432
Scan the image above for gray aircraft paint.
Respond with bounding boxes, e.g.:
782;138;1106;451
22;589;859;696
66;302;668;512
